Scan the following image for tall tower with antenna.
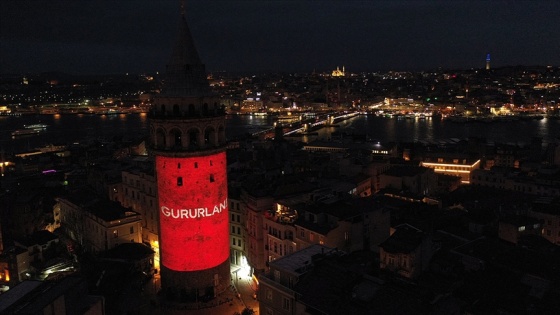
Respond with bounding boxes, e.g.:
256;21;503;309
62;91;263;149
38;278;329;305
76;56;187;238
149;0;230;300
486;53;491;70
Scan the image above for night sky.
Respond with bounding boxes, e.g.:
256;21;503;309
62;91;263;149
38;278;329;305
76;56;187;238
1;0;560;75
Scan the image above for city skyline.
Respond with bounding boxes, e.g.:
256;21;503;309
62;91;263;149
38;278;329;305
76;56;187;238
1;0;560;75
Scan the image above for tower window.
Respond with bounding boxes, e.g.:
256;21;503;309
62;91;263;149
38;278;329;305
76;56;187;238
210;174;215;183
194;162;198;168
178;163;181;169
177;177;183;186
210;160;213;166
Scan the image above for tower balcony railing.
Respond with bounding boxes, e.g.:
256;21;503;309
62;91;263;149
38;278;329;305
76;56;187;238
151;142;226;153
148;108;226;119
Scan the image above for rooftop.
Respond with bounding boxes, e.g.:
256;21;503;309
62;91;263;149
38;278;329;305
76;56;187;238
102;242;155;262
60;188;139;222
379;224;424;254
0;281;43;313
270;244;337;275
382;165;431;178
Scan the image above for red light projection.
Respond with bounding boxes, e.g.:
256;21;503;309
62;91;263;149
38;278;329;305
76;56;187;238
156;151;228;271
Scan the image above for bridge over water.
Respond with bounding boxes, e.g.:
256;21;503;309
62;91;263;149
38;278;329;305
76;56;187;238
251;112;360;138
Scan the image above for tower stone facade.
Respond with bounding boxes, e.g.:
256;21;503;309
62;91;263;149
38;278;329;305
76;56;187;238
149;5;229;300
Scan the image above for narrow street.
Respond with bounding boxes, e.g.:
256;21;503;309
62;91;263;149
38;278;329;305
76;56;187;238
133;265;259;315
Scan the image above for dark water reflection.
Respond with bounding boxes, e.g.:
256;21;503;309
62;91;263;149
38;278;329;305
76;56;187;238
1;113;559;153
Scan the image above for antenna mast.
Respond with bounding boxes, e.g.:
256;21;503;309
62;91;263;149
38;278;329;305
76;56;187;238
180;0;186;17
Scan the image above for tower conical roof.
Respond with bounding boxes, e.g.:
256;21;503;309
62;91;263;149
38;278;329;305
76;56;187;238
169;13;202;67
163;8;210;97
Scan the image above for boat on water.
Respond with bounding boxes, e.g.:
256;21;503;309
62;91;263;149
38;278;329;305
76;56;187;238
11;129;40;137
11;123;48;137
24;124;49;130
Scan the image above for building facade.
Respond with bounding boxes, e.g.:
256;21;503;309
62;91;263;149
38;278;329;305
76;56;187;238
379;224;435;279
229;191;249;279
421;157;481;184
258;244;337;315
56;193;142;253
120;167;159;269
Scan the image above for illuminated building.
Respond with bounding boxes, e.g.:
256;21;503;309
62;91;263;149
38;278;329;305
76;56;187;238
149;3;230;298
421;158;481;184
244;189;274;275
331;66;345;77
486;53;491;70
0;106;10;115
528;199;560;245
229;190;250;282
264;193;389;265
498;215;541;245
0;213;3;254
0;231;60;286
241;99;264;114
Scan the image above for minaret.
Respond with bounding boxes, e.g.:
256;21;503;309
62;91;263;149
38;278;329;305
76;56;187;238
486;53;491;70
149;1;230;300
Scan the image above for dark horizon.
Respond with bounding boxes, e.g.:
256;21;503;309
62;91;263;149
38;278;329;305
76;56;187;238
2;0;560;75
2;64;558;79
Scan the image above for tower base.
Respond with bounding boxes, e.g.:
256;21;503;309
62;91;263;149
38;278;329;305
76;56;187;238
160;258;230;302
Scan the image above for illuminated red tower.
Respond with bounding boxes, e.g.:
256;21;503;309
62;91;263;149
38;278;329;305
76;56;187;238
149;2;229;299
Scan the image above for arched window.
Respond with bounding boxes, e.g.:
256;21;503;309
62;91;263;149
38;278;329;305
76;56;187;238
188;104;195;116
204;127;215;145
170;129;182;148
218;125;226;144
161;105;165;113
156;128;166;149
188;128;199;150
173;104;180;116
